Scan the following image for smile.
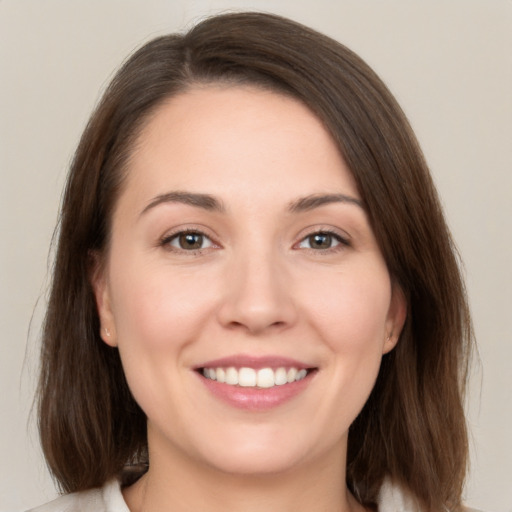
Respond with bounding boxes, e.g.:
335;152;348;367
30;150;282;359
201;366;310;388
195;355;317;410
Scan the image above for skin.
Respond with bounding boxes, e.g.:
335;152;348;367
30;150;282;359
93;85;406;512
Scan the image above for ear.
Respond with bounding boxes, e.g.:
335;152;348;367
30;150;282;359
89;251;117;347
383;282;407;354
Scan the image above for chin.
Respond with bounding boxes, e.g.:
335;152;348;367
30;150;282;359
203;448;306;477
188;424;329;477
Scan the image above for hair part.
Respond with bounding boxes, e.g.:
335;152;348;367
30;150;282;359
38;12;472;511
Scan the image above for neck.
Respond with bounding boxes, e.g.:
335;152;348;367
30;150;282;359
123;441;364;512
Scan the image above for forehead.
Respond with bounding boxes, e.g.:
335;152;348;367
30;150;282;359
120;85;359;212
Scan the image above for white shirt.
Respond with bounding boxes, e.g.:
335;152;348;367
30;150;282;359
27;478;429;512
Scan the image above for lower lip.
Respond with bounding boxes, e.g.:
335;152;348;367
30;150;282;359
197;372;314;411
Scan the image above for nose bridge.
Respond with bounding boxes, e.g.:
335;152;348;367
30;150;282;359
218;239;296;333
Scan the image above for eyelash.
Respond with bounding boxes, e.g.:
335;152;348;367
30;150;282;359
295;229;350;253
159;228;350;254
160;228;218;253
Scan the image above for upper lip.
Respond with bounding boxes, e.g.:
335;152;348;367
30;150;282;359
195;354;315;370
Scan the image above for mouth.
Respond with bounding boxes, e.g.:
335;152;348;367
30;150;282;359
194;355;318;410
197;366;315;389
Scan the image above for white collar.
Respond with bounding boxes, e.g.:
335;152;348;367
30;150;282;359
377;478;423;512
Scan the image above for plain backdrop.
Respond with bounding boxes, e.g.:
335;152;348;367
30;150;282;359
1;1;511;511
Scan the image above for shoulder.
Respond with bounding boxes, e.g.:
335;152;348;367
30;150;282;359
27;480;129;512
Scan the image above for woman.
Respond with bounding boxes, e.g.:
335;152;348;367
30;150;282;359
32;11;472;512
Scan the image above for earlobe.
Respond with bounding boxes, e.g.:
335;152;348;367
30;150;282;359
383;283;407;354
89;251;117;347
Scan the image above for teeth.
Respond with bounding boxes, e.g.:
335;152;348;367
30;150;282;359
274;367;288;386
296;369;307;380
202;366;310;388
216;367;226;383
257;368;275;388
225;367;238;385
239;368;256;387
287;367;297;383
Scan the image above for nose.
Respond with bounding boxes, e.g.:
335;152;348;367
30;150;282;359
217;247;298;335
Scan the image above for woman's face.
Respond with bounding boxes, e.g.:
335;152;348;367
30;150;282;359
94;85;405;477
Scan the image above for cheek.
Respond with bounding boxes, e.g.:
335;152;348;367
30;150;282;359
108;258;216;352
106;259;216;414
306;266;392;352
304;267;392;423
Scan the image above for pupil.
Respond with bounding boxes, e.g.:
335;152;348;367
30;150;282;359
311;233;331;248
180;233;202;249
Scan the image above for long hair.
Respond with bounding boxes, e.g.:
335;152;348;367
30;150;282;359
38;12;472;511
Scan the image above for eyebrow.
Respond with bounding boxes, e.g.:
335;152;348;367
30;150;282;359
140;191;363;217
140;191;226;216
288;193;364;212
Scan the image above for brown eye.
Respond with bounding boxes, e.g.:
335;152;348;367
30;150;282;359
165;231;213;251
309;233;333;249
179;233;203;249
298;231;346;250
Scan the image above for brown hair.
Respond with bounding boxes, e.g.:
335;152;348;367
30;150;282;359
38;11;472;511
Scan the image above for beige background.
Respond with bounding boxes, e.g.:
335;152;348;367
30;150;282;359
1;1;511;510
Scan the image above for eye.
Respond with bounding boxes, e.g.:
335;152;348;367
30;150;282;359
163;231;214;251
298;231;347;250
